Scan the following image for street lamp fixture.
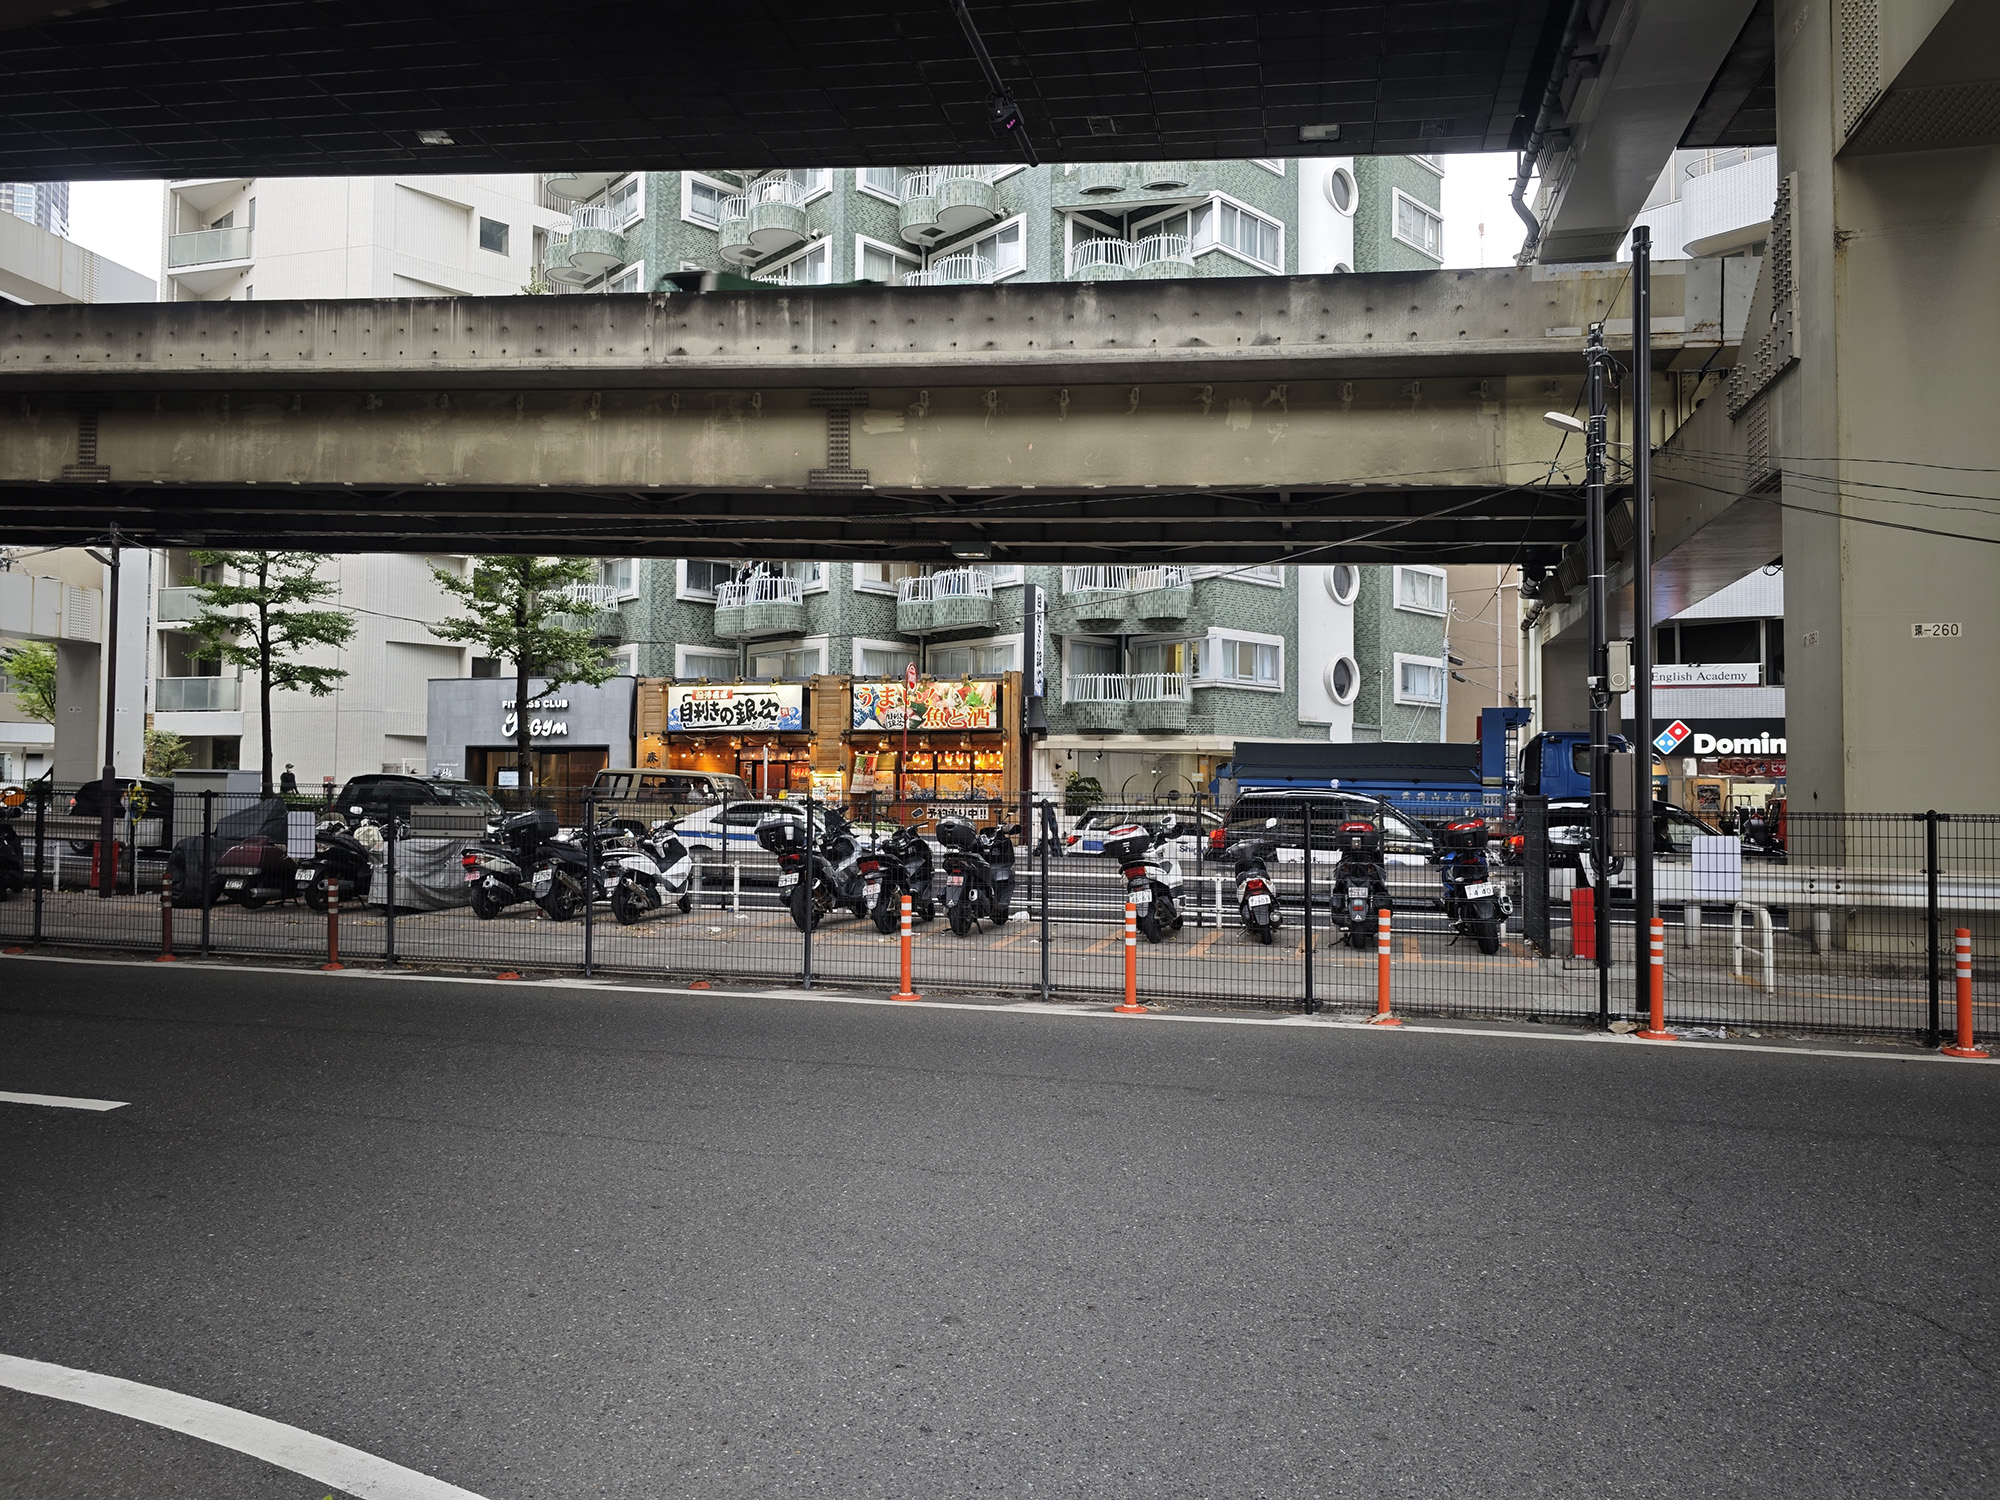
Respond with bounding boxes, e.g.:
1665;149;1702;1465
1542;411;1586;435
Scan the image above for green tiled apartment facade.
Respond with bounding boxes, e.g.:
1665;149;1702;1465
1350;156;1445;272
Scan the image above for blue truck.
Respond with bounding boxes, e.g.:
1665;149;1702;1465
1222;709;1626;826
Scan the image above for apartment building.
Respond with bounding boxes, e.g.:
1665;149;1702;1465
0;180;69;238
160;173;565;302
538;154;1439;292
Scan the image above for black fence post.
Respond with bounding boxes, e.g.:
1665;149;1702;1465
1302;800;1316;1013
31;789;44;943
1520;795;1550;955
1039;796;1052;1003
801;792;813;990
582;790;595;980
1926;809;1941;1047
383;813;398;967
200;790;213;957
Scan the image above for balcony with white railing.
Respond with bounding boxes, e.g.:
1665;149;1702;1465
898;165;1001;244
166;226;253;293
1067;238;1131;280
1130;232;1195;278
713;573;806;638
561;581;620;610
896;567;996;634
1060;671;1191;731
155;675;241;713
904;252;995;288
561;203;626;274
1054;564;1193;631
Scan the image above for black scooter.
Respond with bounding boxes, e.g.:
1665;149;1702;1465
0;819;23;903
1104;815;1185;943
1231;820;1282;944
937;816;1019;937
461;808;558;920
298;818;375;913
1438;817;1506;955
861;821;937;932
1333;819;1393;950
761;805;872;932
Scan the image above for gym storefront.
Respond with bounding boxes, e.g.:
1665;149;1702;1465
426;677;636;795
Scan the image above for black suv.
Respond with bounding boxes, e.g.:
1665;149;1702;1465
332;774;502;826
1217;789;1437;863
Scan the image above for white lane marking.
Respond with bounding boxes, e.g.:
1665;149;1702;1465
0;1090;128;1111
0;1353;493;1500
5;950;1993;1069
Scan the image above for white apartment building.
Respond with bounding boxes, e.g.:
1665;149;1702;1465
160;173;565;301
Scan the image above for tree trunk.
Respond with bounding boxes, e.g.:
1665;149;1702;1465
514;606;532;797
258;597;275;797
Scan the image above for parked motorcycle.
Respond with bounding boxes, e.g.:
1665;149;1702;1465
861;820;938;933
461;808;558;920
529;821;636;922
609;820;697;925
1438;817;1507;955
297;818;377;913
1103;814;1184;943
937;816;1021;937
1332;819;1392;950
0;818;23;902
1231;818;1282;944
760;805;872;932
216;831;299;910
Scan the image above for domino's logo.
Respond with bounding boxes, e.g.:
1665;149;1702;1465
1655;721;1691;755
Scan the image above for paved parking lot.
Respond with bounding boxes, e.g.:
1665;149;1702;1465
1;956;1994;1498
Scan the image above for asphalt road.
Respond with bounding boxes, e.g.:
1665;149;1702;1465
1;957;1995;1499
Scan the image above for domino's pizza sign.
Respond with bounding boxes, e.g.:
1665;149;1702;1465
1655;721;1691;756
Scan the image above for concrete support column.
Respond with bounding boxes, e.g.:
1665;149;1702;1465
52;642;99;782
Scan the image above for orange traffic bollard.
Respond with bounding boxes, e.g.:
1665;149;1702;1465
1942;929;1989;1059
1636;916;1675;1039
891;893;921;1002
1371;908;1401;1026
1115;901;1145;1014
322;882;344;971
155;871;177;962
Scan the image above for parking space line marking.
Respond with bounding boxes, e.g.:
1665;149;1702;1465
0;1090;127;1111
0;1353;492;1500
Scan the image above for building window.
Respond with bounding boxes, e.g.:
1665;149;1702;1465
1066;638;1120;677
793;168;830;200
1199;632;1282;688
758;239;830;286
1131;639;1188;676
1251;159;1285;175
984;564;1023;586
678;646;739;680
600;558;636;598
857;166;901;201
679;559;734;599
1325;167;1356;214
954;218;1024;276
1326;656;1359;704
855;642;918;678
1325;564;1359;605
855;561;923;593
479;217;509;254
1393;565;1447;615
749;643;821;679
930;640;1017;676
684;176;731;227
1392;190;1443;258
607;176;642;226
604;262;643;294
858;236;919;285
1395;654;1445;706
611;644;639;676
1193;199;1281;269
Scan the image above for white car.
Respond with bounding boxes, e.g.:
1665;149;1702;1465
1065;805;1223;862
667;800;903;854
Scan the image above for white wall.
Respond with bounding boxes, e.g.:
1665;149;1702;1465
1294;157;1358;274
1295;565;1357;740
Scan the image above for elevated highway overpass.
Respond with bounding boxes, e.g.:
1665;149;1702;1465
0;262;1732;568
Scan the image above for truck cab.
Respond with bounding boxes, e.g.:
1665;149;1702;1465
1519;732;1630;802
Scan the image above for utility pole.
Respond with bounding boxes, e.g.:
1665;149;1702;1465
1584;324;1612;1024
89;523;122;898
1630;227;1657;1024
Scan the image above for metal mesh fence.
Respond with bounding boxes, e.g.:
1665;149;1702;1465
3;785;1994;1049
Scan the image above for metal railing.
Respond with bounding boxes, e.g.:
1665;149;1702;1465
1131;232;1193;267
898;165;995;202
155;676;240;711
896;568;994;603
1060;564;1191;595
568;203;616;232
714;575;803;609
1685;145;1778;178
167;227;252;268
904;252;995;287
561;582;619;610
1067;238;1129;274
750;175;808;208
1063;672;1190;704
155;586;209;623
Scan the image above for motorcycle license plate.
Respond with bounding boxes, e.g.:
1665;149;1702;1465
531;870;553;896
1464;881;1497;900
777;872;799;890
863;880;882;900
1131;889;1152;908
463;870;481;883
1347;885;1370;901
297;872;315;886
948;875;964;888
1248;893;1272;907
225;878;245;890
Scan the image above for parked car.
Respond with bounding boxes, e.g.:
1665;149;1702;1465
672;799;902;855
332;774;502;828
1506;799;1725;870
1217;789;1438;866
65;776;177;854
588;768;751;830
1064;805;1222;861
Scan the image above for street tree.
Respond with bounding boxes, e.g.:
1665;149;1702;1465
1;640;56;725
428;556;616;787
188;550;356;795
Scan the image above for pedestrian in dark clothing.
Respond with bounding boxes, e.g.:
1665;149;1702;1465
279;764;298;794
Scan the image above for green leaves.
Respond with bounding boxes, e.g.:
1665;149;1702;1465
187;550;358;698
0;640;57;724
429;555;617;698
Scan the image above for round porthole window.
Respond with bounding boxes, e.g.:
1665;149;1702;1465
1326;656;1360;705
1324;564;1359;604
1326;166;1357;215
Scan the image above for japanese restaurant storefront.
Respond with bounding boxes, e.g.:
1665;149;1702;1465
635;674;1024;816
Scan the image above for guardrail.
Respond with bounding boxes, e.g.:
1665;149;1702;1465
904;252;995;288
1063;672;1190;704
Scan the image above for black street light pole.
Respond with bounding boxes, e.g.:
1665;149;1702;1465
87;524;123;898
1584;324;1612;1025
1631;227;1657;1018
